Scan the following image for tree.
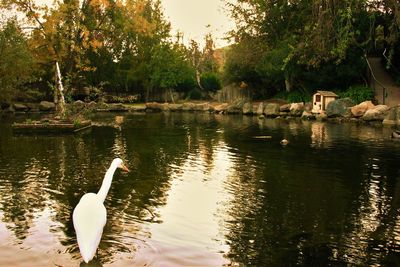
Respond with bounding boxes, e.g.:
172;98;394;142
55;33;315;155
150;42;196;101
201;33;219;73
0;19;35;103
1;0;121;97
105;0;172;99
188;33;221;93
224;0;372;96
367;0;400;79
200;72;222;92
1;0;174;99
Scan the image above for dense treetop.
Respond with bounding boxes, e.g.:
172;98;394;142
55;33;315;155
0;0;399;104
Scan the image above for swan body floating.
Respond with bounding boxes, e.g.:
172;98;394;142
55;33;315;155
73;158;129;263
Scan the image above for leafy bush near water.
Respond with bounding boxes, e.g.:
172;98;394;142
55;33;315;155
186;88;202;100
273;85;373;105
200;72;222;92
337;85;374;104
274;90;312;103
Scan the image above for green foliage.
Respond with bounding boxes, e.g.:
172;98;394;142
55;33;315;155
104;94;139;103
300;48;366;91
0;19;36;103
15;89;45;102
254;43;293;91
224;0;376;97
0;0;397;105
200;72;222;92
199;33;219;73
337;85;374;104
2;0;175;100
186;88;202;100
223;40;265;87
150;43;196;92
73;119;81;128
274;90;312;103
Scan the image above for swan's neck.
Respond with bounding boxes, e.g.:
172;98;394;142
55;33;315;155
97;163;118;203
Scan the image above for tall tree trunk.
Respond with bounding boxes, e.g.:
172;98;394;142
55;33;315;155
169;88;175;103
284;71;292;92
196;70;204;91
55;61;66;117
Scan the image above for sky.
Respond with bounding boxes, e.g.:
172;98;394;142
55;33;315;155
3;0;235;48
160;0;235;48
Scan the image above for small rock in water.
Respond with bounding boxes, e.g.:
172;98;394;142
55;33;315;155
253;135;272;139
392;130;400;139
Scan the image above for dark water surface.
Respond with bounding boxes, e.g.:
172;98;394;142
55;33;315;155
1;112;400;266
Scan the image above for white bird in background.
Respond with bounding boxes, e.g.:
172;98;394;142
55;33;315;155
73;158;129;263
280;139;289;146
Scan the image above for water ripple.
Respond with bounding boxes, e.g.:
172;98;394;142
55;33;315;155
1;114;400;266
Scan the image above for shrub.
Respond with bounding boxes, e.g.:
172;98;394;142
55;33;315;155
200;72;222;92
274;90;312;103
15;89;45;102
186;88;202;100
0;19;36;103
338;85;374;104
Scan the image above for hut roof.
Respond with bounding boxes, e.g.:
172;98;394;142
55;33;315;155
316;91;338;97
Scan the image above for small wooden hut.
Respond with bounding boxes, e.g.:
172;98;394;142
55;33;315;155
312;91;338;113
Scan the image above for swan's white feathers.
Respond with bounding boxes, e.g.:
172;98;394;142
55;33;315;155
73;193;107;263
73;158;127;263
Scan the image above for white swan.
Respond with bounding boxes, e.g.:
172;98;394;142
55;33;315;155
73;158;129;263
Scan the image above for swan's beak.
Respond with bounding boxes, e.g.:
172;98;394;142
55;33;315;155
120;164;130;172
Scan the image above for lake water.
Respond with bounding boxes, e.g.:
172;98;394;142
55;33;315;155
1;112;400;266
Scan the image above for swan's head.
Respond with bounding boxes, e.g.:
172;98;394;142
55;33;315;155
113;158;130;172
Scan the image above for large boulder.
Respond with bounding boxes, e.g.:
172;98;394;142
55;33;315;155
182;102;196;111
264;103;280;117
304;102;313;112
301;111;315;120
95;102;109;111
280;103;291;112
242;102;253;115
290;102;305;117
145;102;163;111
361;105;390;121
39;101;56;111
161;103;170;111
194;102;211;112
129;104;146;112
26;103;39;112
214;103;229;113
70;100;86;113
13;103;29;112
326;98;354;118
108;103;128;112
226;99;245;114
86;101;98;111
351;101;375;117
256;102;265;115
383;105;400;125
168;104;183;112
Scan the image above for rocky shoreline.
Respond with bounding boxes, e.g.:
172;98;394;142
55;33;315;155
2;99;400;126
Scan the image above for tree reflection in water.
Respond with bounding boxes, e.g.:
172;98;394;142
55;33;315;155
1;113;400;266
